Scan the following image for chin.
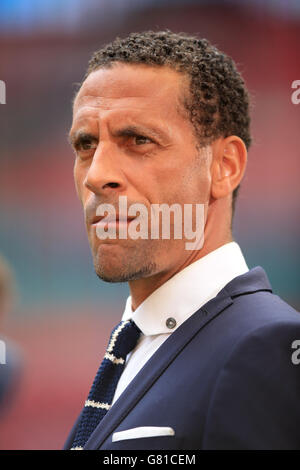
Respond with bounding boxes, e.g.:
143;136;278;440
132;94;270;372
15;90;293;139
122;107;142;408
94;257;158;283
91;238;159;282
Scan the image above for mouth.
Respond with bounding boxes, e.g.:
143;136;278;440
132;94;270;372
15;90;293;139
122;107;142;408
91;214;136;227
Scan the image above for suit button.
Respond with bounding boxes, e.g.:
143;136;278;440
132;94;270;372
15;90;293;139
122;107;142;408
166;317;176;329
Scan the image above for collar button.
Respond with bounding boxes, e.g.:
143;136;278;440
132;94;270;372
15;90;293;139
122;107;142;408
166;317;177;329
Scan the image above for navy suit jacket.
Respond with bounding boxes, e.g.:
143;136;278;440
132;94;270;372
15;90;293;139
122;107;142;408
64;267;300;450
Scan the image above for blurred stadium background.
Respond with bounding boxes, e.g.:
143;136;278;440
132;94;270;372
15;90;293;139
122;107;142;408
0;0;299;449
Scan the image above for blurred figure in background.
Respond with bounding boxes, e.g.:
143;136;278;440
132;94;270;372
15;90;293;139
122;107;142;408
0;255;22;418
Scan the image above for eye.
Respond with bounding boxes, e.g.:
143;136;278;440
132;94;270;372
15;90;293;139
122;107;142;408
133;135;153;146
76;138;97;151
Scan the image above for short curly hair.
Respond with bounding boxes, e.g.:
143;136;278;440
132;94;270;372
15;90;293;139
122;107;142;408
83;30;251;216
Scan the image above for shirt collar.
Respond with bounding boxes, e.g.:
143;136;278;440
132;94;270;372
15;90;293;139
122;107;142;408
121;241;248;336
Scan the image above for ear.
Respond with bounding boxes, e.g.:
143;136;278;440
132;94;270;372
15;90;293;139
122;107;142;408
210;136;247;200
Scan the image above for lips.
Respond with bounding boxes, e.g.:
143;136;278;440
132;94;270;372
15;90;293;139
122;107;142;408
91;214;136;225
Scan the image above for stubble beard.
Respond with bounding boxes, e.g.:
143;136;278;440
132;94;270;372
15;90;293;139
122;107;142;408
92;240;158;283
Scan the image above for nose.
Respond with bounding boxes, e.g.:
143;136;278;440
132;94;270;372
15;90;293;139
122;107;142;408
84;142;127;195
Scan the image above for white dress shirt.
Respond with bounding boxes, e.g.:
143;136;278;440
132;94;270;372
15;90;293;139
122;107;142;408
111;241;249;405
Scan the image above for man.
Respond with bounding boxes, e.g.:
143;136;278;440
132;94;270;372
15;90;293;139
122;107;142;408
64;31;300;450
0;255;22;417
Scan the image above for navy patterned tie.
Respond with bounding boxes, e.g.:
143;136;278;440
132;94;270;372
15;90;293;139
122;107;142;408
70;319;141;450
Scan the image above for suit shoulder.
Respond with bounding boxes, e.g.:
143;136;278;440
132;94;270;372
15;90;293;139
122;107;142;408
202;313;300;449
224;290;300;367
229;288;300;328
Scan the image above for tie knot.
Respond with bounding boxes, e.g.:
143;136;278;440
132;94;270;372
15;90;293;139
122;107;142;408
106;320;141;360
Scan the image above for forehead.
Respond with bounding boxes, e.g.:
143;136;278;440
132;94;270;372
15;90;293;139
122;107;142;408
72;63;187;123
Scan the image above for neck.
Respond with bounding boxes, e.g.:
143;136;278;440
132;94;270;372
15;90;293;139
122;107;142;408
129;198;233;311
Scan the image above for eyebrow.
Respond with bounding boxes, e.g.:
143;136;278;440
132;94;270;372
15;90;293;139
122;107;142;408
112;125;167;142
68;124;169;147
68;130;97;148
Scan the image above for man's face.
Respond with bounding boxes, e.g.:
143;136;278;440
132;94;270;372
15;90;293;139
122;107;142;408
69;63;212;283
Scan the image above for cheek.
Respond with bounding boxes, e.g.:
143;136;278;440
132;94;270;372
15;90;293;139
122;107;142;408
183;153;212;200
73;160;86;202
162;159;211;204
